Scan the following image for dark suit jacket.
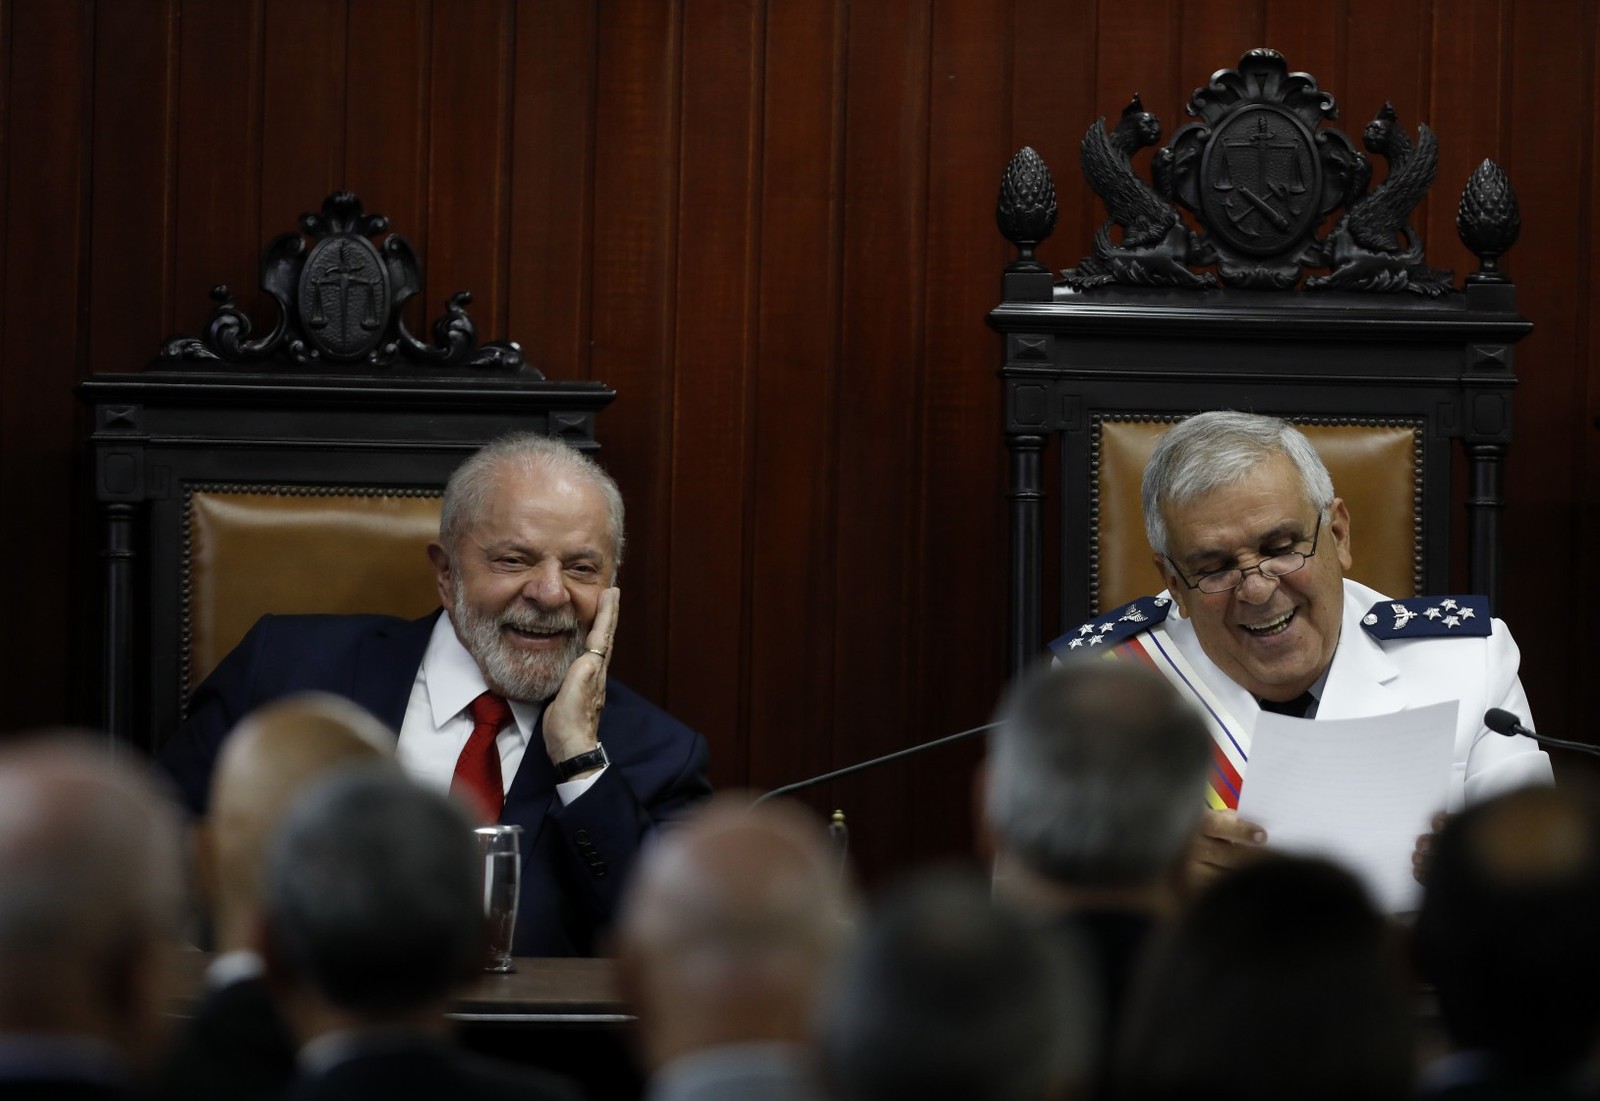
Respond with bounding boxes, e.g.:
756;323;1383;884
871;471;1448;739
159;612;713;956
285;1041;583;1101
147;974;296;1101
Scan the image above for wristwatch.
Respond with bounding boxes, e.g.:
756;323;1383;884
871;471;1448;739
555;742;609;781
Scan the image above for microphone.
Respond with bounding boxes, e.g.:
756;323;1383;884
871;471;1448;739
752;720;1000;806
1484;709;1600;757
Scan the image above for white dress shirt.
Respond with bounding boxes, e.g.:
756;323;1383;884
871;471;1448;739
396;615;603;806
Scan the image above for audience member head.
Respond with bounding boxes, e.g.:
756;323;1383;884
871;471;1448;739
984;661;1210;903
1116;856;1414;1101
1416;785;1600;1072
200;692;396;954
0;733;185;1065
614;794;855;1072
261;767;483;1034
430;432;625;703
822;871;1093;1101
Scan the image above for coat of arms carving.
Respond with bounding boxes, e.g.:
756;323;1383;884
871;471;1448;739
996;49;1521;295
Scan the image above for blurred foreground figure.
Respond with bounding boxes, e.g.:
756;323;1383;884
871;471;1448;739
0;735;185;1098
1116;856;1414;1101
983;661;1210;1097
615;796;854;1101
822;872;1093;1101
1416;786;1600;1100
153;693;395;1101
262;767;577;1101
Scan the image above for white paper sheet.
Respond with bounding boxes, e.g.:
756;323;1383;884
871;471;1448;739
1236;700;1456;913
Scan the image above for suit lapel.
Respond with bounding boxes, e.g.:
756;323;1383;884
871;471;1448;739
348;611;441;734
500;707;557;846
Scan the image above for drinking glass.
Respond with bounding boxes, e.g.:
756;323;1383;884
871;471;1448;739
475;824;522;973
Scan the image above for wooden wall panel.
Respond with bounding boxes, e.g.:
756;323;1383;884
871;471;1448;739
259;0;345;246
587;1;681;705
170;0;262;337
507;0;596;378
343;0;428;248
1424;0;1507;284
424;0;513;337
663;0;761;770
1500;0;1592;746
743;0;845;795
1;0;90;729
910;0;1014;863
86;0;175;373
827;0;932;875
4;0;1598;870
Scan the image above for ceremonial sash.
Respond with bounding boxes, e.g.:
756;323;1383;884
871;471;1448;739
1103;626;1251;810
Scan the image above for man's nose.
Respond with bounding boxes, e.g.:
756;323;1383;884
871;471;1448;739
1233;567;1280;604
520;564;569;606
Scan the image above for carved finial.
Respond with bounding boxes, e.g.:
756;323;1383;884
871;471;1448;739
1457;159;1520;283
996;146;1058;273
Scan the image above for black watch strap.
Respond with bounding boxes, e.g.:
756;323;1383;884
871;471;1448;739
555;743;609;781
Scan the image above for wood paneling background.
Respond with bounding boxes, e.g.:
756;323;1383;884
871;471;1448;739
3;0;1596;882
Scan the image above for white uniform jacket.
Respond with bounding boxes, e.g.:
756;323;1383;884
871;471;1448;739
1056;578;1553;812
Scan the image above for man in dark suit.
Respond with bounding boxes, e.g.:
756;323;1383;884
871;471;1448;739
160;433;712;956
1415;787;1600;1100
981;661;1213;1100
0;735;187;1099
153;693;397;1101
263;766;580;1101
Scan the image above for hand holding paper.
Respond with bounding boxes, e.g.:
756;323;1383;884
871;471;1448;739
1236;700;1457;912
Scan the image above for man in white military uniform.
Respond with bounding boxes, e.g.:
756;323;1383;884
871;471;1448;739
1050;412;1552;887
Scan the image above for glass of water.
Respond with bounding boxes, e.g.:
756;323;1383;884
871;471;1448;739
475;824;522;973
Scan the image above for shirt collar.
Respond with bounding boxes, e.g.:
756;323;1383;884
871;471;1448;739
419;615;540;737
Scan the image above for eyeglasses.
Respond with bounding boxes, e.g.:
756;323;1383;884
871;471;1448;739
1166;513;1323;595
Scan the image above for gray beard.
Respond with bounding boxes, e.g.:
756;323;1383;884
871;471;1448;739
451;577;584;702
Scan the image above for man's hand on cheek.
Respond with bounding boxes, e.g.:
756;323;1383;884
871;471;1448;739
543;587;619;769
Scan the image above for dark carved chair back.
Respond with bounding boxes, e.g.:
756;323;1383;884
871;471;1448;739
82;193;615;752
992;50;1529;673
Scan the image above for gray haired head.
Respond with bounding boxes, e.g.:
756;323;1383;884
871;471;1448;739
985;662;1211;888
1141;412;1335;557
822;872;1093;1101
439;432;626;571
263;766;484;1015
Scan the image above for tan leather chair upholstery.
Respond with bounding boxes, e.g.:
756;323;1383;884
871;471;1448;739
185;488;443;692
1095;419;1419;613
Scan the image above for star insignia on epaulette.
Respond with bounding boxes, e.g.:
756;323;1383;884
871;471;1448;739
1360;594;1492;641
1047;595;1174;660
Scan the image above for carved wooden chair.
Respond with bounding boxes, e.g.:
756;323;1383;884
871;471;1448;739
991;50;1529;671
82;193;615;752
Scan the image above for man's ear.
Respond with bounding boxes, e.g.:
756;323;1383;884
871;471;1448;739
1327;497;1354;572
1152;552;1189;618
427;542;453;609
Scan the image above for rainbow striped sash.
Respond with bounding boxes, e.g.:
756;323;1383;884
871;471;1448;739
1101;627;1252;810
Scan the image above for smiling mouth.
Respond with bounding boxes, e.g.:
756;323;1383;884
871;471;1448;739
504;624;572;644
1240;609;1296;638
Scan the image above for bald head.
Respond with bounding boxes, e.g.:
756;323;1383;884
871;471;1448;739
203;693;396;951
1417;786;1600;1068
615;796;854;1069
0;734;184;1057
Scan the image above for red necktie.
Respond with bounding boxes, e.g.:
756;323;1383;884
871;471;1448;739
451;691;512;823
